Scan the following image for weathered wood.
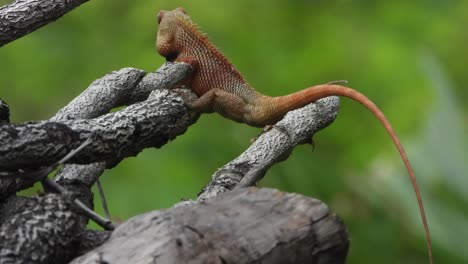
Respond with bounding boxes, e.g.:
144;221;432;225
0;0;90;47
0;89;198;170
51;68;146;121
51;63;192;122
0;99;9;124
0;61;344;263
128;62;193;104
0;63;197;200
0;193;87;264
0;182;111;264
0;1;350;263
198;96;340;200
52;62;192;186
70;188;349;264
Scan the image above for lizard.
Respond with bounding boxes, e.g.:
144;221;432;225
156;7;432;263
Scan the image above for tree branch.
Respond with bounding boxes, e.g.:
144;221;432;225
0;192;96;264
0;90;198;170
0;63;194;199
198;96;340;200
51;63;192;188
0;2;350;262
0;0;90;47
70;188;349;264
0;62;347;263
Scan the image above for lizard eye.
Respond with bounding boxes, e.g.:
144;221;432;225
157;11;166;24
176;7;187;14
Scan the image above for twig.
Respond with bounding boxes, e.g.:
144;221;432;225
29;137;115;230
41;178;114;230
96;179;111;221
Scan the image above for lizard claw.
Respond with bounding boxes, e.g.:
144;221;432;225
172;88;197;105
250;125;273;143
304;137;315;151
262;125;273;132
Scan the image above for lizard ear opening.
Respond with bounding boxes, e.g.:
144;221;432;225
157;11;166;24
176;7;187;14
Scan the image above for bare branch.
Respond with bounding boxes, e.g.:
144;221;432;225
51;68;146;121
0;0;90;47
0;2;350;261
0;62;194;201
70;188;349;264
51;63;192;122
129;62;193;104
198;96;340;200
52;62;192;186
0;89;199;170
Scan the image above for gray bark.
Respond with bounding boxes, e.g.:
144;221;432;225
0;63;194;199
0;61;345;264
0;0;90;47
51;63;192;122
51;68;147;121
0;89;198;170
0;190;111;263
70;188;349;264
198;96;340;201
52;62;192;187
0;193;92;264
0;99;9;124
0;2;348;261
0;60;198;263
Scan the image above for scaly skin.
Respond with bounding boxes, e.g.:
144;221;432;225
156;7;432;263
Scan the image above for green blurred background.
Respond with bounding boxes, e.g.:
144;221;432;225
1;0;467;263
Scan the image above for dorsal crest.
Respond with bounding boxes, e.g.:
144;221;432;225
172;10;246;82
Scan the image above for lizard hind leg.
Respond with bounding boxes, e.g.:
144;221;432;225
186;88;249;122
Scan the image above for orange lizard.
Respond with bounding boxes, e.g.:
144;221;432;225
156;7;432;263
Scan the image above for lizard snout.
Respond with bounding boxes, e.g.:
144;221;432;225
157;10;167;24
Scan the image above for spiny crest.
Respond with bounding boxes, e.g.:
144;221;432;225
173;11;208;40
174;11;246;81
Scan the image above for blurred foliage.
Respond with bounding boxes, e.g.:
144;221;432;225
1;0;467;263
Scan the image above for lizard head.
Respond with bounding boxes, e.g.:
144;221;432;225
156;7;189;60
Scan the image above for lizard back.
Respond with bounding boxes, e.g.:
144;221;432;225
157;8;260;102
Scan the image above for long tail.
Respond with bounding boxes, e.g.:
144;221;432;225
272;84;433;264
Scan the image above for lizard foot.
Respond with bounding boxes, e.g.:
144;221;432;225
305;137;316;151
299;136;315;151
250;125;274;143
171;88;198;105
263;125;273;132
